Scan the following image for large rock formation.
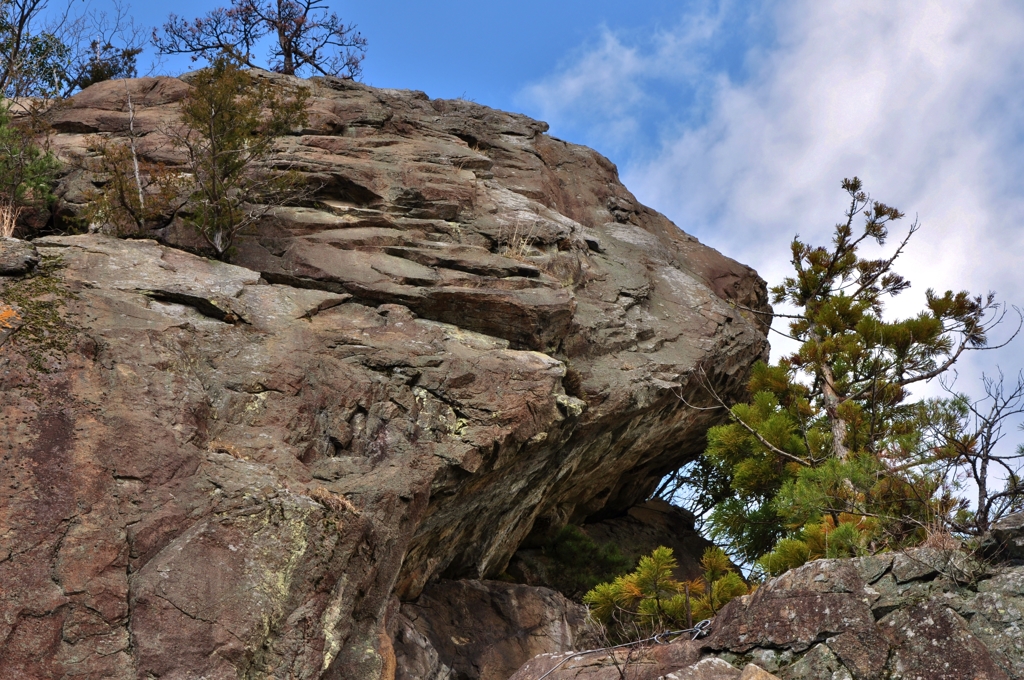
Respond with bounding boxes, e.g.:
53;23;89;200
0;74;768;678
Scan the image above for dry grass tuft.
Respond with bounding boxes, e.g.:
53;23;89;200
310;486;360;515
500;215;540;262
0;202;21;238
921;527;962;551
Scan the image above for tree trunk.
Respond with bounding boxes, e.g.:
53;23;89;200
821;364;851;460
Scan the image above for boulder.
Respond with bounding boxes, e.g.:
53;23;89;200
0;236;39;275
779;644;851;680
509;639;704;680
1;75;770;678
979;511;1024;562
880;601;1009;680
394;580;591;680
702;561;888;680
512;548;1022;680
672;658;742;680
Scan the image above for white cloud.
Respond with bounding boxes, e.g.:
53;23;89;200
523;1;1024;389
517;5;730;151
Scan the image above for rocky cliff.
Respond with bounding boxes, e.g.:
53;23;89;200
0;74;768;679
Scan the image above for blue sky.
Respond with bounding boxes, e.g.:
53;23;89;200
80;0;1024;399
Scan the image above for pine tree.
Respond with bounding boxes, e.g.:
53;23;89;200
584;546;748;640
704;178;1008;567
0;103;60;233
171;56;309;258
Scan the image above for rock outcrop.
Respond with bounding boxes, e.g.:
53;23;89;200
0;74;768;678
394;580;595;680
0;236;39;276
512;546;1023;680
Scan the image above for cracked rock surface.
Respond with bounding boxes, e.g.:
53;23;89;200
1;75;769;678
513;546;1023;680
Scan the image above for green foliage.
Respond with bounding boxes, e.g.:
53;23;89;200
1;0;143;99
81;138;186;235
70;41;142;92
173;56;309;258
651;455;733;525
0;103;60;222
540;525;633;600
0;2;70;99
757;519;870;576
584;546;748;641
701;178;1007;574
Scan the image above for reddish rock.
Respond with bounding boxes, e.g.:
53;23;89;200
2;73;769;678
509;639;704;680
395;580;591;680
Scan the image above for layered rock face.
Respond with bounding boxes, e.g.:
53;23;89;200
0;75;768;678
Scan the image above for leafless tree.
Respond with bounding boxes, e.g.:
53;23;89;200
922;370;1024;535
154;0;366;79
60;0;146;95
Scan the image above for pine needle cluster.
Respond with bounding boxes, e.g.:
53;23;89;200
0;103;60;233
583;546;748;642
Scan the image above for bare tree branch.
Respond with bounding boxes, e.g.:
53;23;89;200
154;0;366;79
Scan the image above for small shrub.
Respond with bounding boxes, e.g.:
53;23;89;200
0;103;61;231
756;515;872;576
310;486;359;515
171;56;310;258
584;546;749;642
499;216;539;262
81;138;186;235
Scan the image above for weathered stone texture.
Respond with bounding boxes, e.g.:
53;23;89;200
395;580;591;680
0;236;38;276
1;73;769;678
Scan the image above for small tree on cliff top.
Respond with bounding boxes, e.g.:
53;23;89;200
702;178;1016;568
172;56;309;258
1;0;144;99
155;0;366;79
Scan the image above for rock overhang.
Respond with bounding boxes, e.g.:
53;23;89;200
0;73;770;677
